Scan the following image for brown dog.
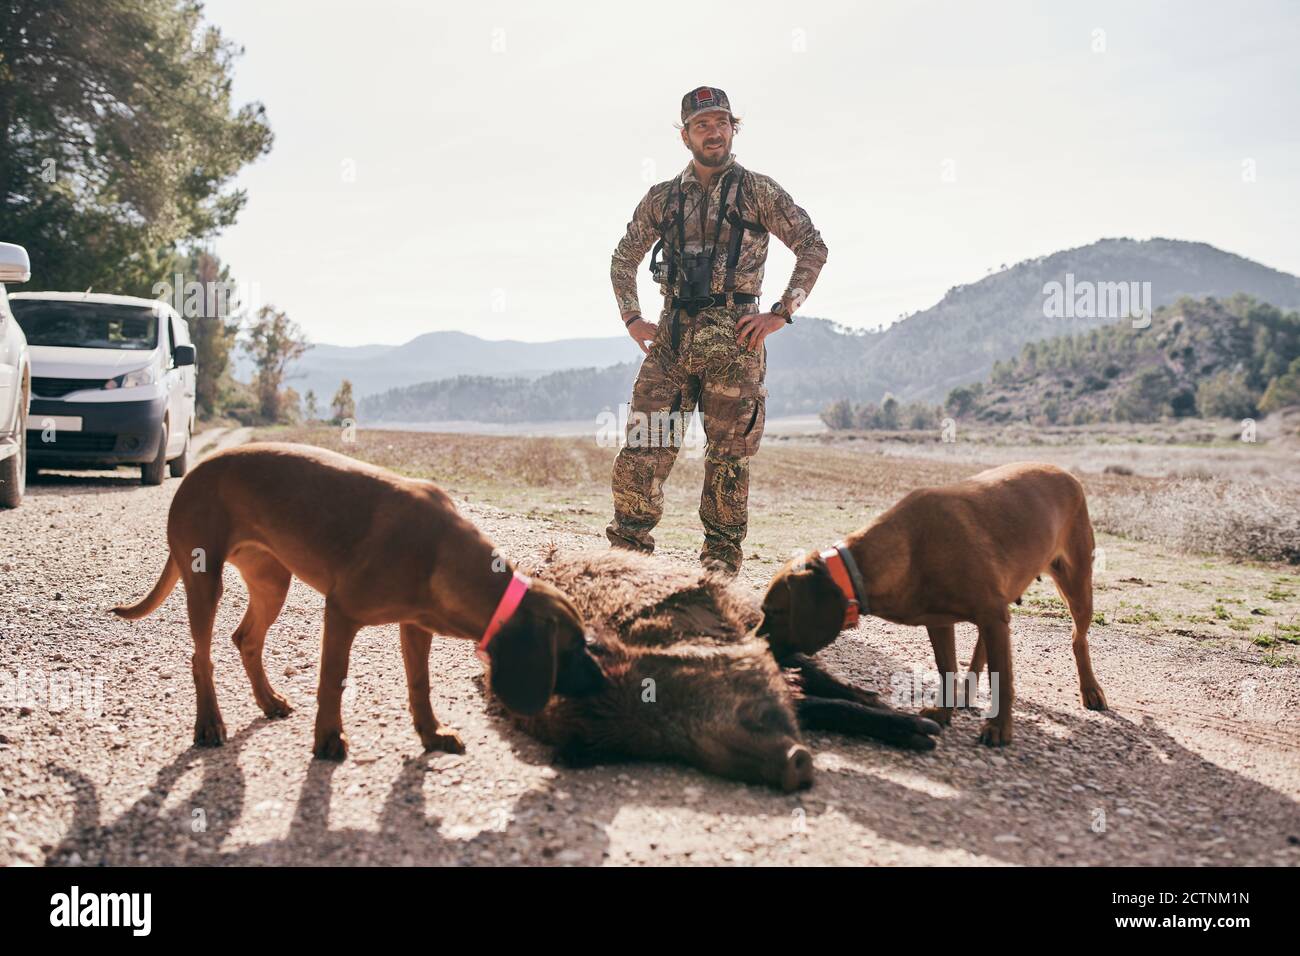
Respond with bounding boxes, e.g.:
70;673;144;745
756;461;1107;745
111;443;607;759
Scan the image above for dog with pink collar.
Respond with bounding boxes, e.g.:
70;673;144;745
112;443;608;760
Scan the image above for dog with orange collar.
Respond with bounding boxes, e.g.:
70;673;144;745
754;461;1107;746
112;443;607;760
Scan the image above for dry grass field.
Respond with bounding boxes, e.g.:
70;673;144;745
259;422;1300;668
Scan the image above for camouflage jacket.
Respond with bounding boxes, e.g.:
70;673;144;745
610;155;829;317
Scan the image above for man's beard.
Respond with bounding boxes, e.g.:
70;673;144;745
691;139;731;167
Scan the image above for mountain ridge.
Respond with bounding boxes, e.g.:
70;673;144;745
266;238;1300;421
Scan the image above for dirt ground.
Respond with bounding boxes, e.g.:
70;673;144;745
2;427;1298;866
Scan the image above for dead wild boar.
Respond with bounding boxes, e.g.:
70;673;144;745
498;548;940;792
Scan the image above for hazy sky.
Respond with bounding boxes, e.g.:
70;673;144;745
203;0;1300;346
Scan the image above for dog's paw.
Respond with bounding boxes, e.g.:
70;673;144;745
422;729;466;755
193;718;227;747
313;730;349;761
918;706;953;727
1081;685;1108;711
260;694;293;719
978;719;1012;746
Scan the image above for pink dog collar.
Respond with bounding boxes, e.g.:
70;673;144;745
476;571;532;661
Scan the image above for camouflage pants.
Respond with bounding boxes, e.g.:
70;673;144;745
606;303;768;571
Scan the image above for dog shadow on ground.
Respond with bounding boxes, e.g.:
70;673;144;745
46;719;259;865
801;698;1299;865
42;646;1300;866
43;719;608;866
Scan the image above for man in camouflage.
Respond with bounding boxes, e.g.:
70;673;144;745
606;86;828;574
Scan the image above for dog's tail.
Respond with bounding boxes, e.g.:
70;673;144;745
110;554;180;620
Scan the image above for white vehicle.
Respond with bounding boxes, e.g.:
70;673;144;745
9;292;196;485
0;243;33;508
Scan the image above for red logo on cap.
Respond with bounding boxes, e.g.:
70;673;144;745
697;90;714;104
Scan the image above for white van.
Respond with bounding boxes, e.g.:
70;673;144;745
0;243;33;508
9;292;196;484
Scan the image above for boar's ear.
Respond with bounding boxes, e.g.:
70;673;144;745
787;558;848;655
487;613;558;716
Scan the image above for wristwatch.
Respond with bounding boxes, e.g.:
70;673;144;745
770;300;792;323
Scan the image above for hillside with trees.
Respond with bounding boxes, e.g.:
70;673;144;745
354;239;1300;424
861;238;1300;403
945;295;1300;426
360;363;641;423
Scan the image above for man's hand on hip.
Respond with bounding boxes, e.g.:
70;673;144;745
736;312;786;351
625;316;658;354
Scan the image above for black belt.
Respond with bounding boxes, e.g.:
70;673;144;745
670;292;758;310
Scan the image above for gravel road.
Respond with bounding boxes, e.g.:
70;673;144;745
2;432;1298;866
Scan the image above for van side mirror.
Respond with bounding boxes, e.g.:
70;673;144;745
173;344;196;367
0;243;31;284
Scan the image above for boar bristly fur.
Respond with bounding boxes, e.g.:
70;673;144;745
504;548;814;792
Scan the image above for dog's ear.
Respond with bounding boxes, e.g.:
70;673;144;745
754;559;803;658
526;581;609;697
489;584;609;712
755;555;844;659
486;613;559;716
784;557;848;656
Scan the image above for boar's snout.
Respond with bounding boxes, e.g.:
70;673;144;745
782;744;814;792
702;736;813;792
700;710;814;792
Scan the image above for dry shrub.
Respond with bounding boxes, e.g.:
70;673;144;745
1092;477;1300;563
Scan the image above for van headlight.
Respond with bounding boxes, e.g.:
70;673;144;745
105;365;158;389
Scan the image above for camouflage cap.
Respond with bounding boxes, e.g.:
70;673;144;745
681;86;732;125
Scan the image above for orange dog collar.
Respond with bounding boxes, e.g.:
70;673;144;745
818;542;869;630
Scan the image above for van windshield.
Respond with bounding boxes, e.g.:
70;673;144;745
10;300;159;350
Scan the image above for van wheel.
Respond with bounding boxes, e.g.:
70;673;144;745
169;424;191;477
141;420;168;486
0;404;27;509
